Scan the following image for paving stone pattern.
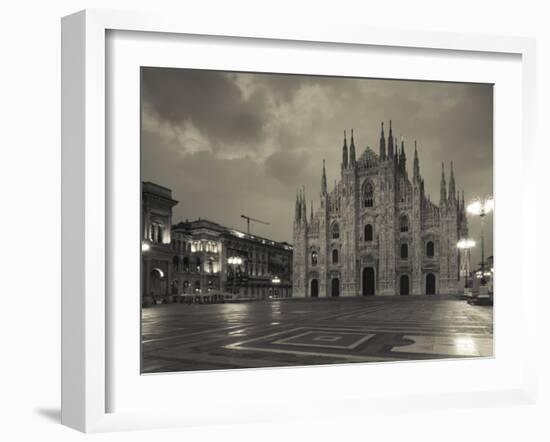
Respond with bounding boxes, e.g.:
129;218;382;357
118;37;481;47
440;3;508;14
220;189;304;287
141;296;493;373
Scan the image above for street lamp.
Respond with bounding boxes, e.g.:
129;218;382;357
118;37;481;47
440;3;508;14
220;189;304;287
141;241;151;252
467;196;493;285
271;276;281;299
457;238;476;289
227;256;243;294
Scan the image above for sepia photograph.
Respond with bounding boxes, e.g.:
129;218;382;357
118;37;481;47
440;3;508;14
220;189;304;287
140;68;494;373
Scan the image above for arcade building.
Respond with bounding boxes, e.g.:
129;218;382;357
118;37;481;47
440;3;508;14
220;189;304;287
142;182;293;305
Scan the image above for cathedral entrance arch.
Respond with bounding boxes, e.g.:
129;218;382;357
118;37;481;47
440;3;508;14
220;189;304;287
362;267;375;296
426;273;436;295
310;279;319;297
399;275;410;295
331;278;340;297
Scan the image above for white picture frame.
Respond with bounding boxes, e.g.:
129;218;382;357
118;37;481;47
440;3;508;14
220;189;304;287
61;9;537;433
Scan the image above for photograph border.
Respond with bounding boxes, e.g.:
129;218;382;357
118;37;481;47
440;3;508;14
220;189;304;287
61;9;537;433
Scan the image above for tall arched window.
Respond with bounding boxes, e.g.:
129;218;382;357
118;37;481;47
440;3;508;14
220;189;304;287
196;257;202;272
364;224;373;242
311;251;318;266
151;222;164;243
183;256;190;272
332;249;339;264
363;180;374;208
400;243;408;259
331;223;340;239
426;241;435;257
399;214;409;232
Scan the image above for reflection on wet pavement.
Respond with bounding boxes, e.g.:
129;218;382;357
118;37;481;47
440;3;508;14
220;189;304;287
141;296;493;373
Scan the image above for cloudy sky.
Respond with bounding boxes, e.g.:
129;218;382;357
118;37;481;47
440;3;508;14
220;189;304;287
141;68;493;268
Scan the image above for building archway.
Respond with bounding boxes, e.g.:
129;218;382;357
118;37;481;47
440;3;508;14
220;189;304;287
331;278;340;297
150;268;165;297
362;267;375;296
426;273;436;295
310;279;319;297
399;274;410;295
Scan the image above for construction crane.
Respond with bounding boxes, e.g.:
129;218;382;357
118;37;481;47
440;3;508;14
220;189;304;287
240;214;269;234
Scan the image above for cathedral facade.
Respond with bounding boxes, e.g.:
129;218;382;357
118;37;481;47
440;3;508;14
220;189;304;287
292;121;468;297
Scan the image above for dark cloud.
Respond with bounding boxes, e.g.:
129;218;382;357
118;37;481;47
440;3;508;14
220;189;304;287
142;69;493;264
264;150;311;184
142;68;269;151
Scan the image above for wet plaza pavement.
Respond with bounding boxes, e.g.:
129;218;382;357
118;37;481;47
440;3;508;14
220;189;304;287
141;296;493;373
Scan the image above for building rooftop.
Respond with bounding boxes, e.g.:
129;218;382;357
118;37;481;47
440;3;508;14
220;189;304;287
142;181;177;201
173;218;293;251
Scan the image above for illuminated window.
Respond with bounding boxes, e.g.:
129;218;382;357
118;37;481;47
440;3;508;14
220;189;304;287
151;222;164;243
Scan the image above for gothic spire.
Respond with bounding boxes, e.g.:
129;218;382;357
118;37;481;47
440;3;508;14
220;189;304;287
379;121;386;160
413;140;420;181
448;161;456;202
295;188;300;221
440;162;447;205
321;159;327;195
349;128;356;165
302;186;307;221
400;136;406;172
388;120;394;157
342;130;348;169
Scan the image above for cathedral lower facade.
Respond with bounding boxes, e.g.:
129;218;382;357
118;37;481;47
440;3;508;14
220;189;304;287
292;121;468;297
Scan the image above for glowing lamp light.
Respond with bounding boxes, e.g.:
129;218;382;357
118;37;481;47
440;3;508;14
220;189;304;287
272;276;281;284
141;242;150;252
228;256;243;265
467;200;482;215
457;239;476;249
467;197;494;216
